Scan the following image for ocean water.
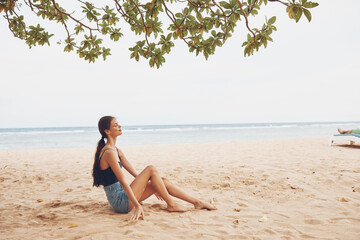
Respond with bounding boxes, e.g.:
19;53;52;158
0;122;359;150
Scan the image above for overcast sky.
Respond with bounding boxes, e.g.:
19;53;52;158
1;0;359;128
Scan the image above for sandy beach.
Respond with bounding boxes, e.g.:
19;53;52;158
0;138;359;239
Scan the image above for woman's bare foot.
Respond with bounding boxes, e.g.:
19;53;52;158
194;200;217;210
167;202;190;212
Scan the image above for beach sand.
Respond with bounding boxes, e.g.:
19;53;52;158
0;138;359;239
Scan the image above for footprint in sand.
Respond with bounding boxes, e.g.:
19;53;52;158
236;202;248;208
124;230;134;235
71;204;88;211
45;200;74;208
219;183;231;188
304;219;323;225
223;176;231;181
264;229;276;235
242;179;255;186
55;175;68;182
153;203;166;210
35;175;45;182
300;233;317;239
173;167;183;172
36;212;57;221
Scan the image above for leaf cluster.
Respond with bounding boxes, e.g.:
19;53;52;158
286;0;318;22
1;0;318;68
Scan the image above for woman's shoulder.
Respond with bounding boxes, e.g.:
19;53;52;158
100;147;117;158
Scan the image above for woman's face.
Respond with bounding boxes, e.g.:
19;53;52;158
107;118;122;137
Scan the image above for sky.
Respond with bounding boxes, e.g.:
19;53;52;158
1;0;360;128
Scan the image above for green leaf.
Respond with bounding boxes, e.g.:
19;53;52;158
292;7;303;22
219;1;232;9
303;2;319;8
303;8;311;22
268;16;276;25
64;44;73;52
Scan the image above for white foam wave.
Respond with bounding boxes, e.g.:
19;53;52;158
1;122;359;136
125;124;301;132
308;123;360;127
126;127;198;132
0;130;87;135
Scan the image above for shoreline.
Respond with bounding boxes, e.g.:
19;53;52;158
0;138;359;239
0;136;346;152
2;121;360;151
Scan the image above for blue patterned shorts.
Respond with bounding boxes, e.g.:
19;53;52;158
103;182;129;213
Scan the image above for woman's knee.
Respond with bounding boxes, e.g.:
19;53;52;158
145;165;158;174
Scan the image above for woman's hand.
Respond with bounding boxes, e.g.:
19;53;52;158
131;204;145;221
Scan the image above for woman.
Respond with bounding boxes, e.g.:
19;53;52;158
92;116;217;220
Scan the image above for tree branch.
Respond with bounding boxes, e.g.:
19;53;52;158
236;0;256;40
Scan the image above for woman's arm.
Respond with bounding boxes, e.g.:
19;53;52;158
117;148;138;178
117;148;163;201
105;150;144;219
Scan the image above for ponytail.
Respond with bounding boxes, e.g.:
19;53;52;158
92;137;106;187
92;116;114;187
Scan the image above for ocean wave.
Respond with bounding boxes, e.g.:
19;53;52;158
126;127;198;132
126;123;360;132
124;124;304;132
203;124;299;130
1;122;359;136
308;123;360;127
0;130;87;135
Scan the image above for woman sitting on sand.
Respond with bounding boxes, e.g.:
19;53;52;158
92;116;216;220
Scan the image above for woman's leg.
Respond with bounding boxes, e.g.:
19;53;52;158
128;165;190;212
161;177;217;210
136;177;216;210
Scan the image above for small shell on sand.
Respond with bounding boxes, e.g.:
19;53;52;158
69;223;78;228
338;197;349;202
258;215;268;222
233;208;241;212
233;220;239;225
37;199;44;203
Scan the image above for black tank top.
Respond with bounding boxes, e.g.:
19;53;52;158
99;148;123;187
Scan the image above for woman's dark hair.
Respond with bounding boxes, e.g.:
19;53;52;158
92;116;114;187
